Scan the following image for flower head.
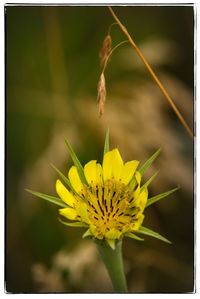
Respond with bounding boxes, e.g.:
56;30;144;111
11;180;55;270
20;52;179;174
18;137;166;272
57;148;145;244
27;131;178;249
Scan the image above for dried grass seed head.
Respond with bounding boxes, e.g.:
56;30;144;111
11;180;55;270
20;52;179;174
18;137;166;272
99;34;112;67
97;73;106;116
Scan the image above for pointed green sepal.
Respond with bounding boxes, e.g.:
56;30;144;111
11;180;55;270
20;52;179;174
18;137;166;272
82;229;92;238
64;139;88;185
146;186;179;208
138;226;171;244
128;171;141;191
25;189;67;208
104;128;110;156
107;239;115;250
138;148;161;175
141;171;159;191
125;232;144;241
58;217;87;227
128;177;137;191
51;163;73;190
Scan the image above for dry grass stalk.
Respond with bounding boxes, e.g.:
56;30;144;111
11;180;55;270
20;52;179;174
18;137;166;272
97;73;106;117
99;34;112;67
108;6;193;140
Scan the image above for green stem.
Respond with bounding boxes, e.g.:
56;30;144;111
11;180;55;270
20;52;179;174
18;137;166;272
96;239;128;292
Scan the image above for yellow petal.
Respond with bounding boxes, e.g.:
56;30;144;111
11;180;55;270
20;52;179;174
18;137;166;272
138;188;148;211
103;149;123;181
103;150;112;181
111;149;124;180
133;186;148;210
76;201;89;223
135;171;142;186
59;207;78;220
121;160;139;185
68;166;83;193
56;179;75;207
96;163;103;185
131;214;144;231
105;228;122;239
90;224;103;239
133;185;141;201
84;160;97;185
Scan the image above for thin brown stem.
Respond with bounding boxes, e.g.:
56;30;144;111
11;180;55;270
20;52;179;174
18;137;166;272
108;22;118;35
108;6;193;140
102;40;128;73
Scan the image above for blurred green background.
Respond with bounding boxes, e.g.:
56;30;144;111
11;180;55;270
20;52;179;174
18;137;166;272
6;5;194;293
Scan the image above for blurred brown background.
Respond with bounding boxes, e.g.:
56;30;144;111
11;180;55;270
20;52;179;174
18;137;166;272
6;5;194;293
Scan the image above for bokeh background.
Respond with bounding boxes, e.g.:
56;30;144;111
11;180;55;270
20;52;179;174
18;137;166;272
6;5;194;293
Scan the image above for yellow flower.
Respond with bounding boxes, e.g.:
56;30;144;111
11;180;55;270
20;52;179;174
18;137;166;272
26;131;178;249
57;149;145;245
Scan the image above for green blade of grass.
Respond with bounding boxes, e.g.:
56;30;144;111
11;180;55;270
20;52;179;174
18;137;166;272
58;217;87;227
25;189;67;208
64;139;88;185
82;229;92;238
138;226;171;244
128;177;137;191
50;163;73;190
125;232;144;241
146;186;179;208
106;239;115;250
103;128;110;156
138;148;161;175
141;171;159;191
